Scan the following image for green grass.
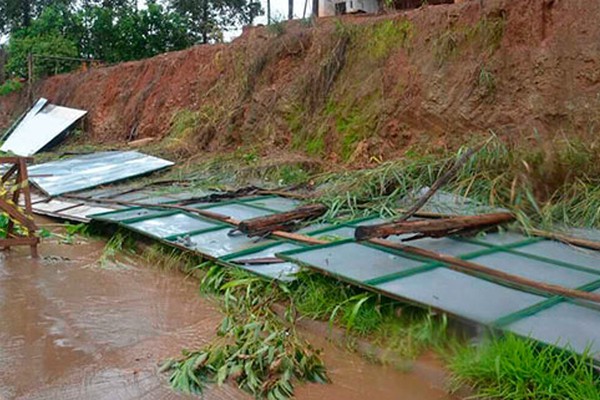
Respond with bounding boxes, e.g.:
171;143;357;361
367;19;413;59
448;334;600;400
434;14;505;66
313;136;600;228
142;243;200;272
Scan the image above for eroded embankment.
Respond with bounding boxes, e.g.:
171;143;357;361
2;0;600;164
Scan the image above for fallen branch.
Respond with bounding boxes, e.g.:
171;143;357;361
529;229;600;252
355;212;514;241
395;139;490;222
369;238;600;304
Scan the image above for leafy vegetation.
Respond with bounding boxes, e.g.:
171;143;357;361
1;0;263;79
165;266;329;398
5;3;191;77
448;334;600;400
0;77;23;95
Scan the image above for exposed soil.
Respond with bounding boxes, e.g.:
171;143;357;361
2;0;600;164
0;223;454;400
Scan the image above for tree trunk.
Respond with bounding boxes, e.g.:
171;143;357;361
238;204;327;237
267;0;271;23
0;48;6;85
288;0;294;19
355;212;515;241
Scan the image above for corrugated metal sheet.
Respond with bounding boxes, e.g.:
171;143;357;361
1;102;87;156
86;193;600;360
28;151;174;196
0;98;48;141
278;230;600;360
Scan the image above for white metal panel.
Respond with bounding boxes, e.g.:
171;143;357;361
1;104;87;156
29;151;174;196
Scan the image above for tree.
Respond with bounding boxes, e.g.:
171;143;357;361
169;0;262;43
5;2;194;76
0;0;71;33
77;3;191;62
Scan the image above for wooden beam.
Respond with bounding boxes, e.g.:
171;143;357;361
238;204;327;237
529;229;600;252
355;212;514;241
369;238;600;304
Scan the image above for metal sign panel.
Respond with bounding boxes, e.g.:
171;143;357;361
28;151;174;196
1;103;87;156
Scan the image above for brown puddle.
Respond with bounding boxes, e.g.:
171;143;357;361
0;234;454;400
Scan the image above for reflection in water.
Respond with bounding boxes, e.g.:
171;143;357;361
0;237;453;400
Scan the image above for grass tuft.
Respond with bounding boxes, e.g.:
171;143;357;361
448;334;600;400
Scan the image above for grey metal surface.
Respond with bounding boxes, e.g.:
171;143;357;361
195;203;274;220
243;197;300;212
309;226;356;241
560;227;600;243
92;207;172;222
240;263;300;281
506;292;600;360
513;241;600;272
230;243;303;280
297;223;335;234
376;267;548;324
468;231;531;246
176;228;274;258
469;252;600;288
287;242;425;282
1;103;87;156
29;151;174;196
59;204;117;221
127;213;218;238
398;187;508;216
387;235;486;257
1;98;48;141
32;199;82;213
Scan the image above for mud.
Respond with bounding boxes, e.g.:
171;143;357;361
0;234;453;400
3;0;600;163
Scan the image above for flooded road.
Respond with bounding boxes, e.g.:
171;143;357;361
0;233;454;400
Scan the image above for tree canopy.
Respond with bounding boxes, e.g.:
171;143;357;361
1;0;263;78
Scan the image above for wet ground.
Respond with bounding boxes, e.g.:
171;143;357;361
0;231;454;400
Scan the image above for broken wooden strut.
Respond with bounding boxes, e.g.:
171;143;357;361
0;157;39;257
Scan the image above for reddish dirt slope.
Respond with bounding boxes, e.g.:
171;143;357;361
1;0;599;162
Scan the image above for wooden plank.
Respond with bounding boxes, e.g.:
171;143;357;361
0;237;39;246
355;212;514;241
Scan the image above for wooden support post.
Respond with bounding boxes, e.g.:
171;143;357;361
27;52;34;103
0;157;39;258
238;204;327;237
355;212;515;241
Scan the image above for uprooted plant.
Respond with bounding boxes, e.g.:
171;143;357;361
163;265;329;399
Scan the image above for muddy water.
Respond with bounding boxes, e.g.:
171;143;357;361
0;236;453;400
